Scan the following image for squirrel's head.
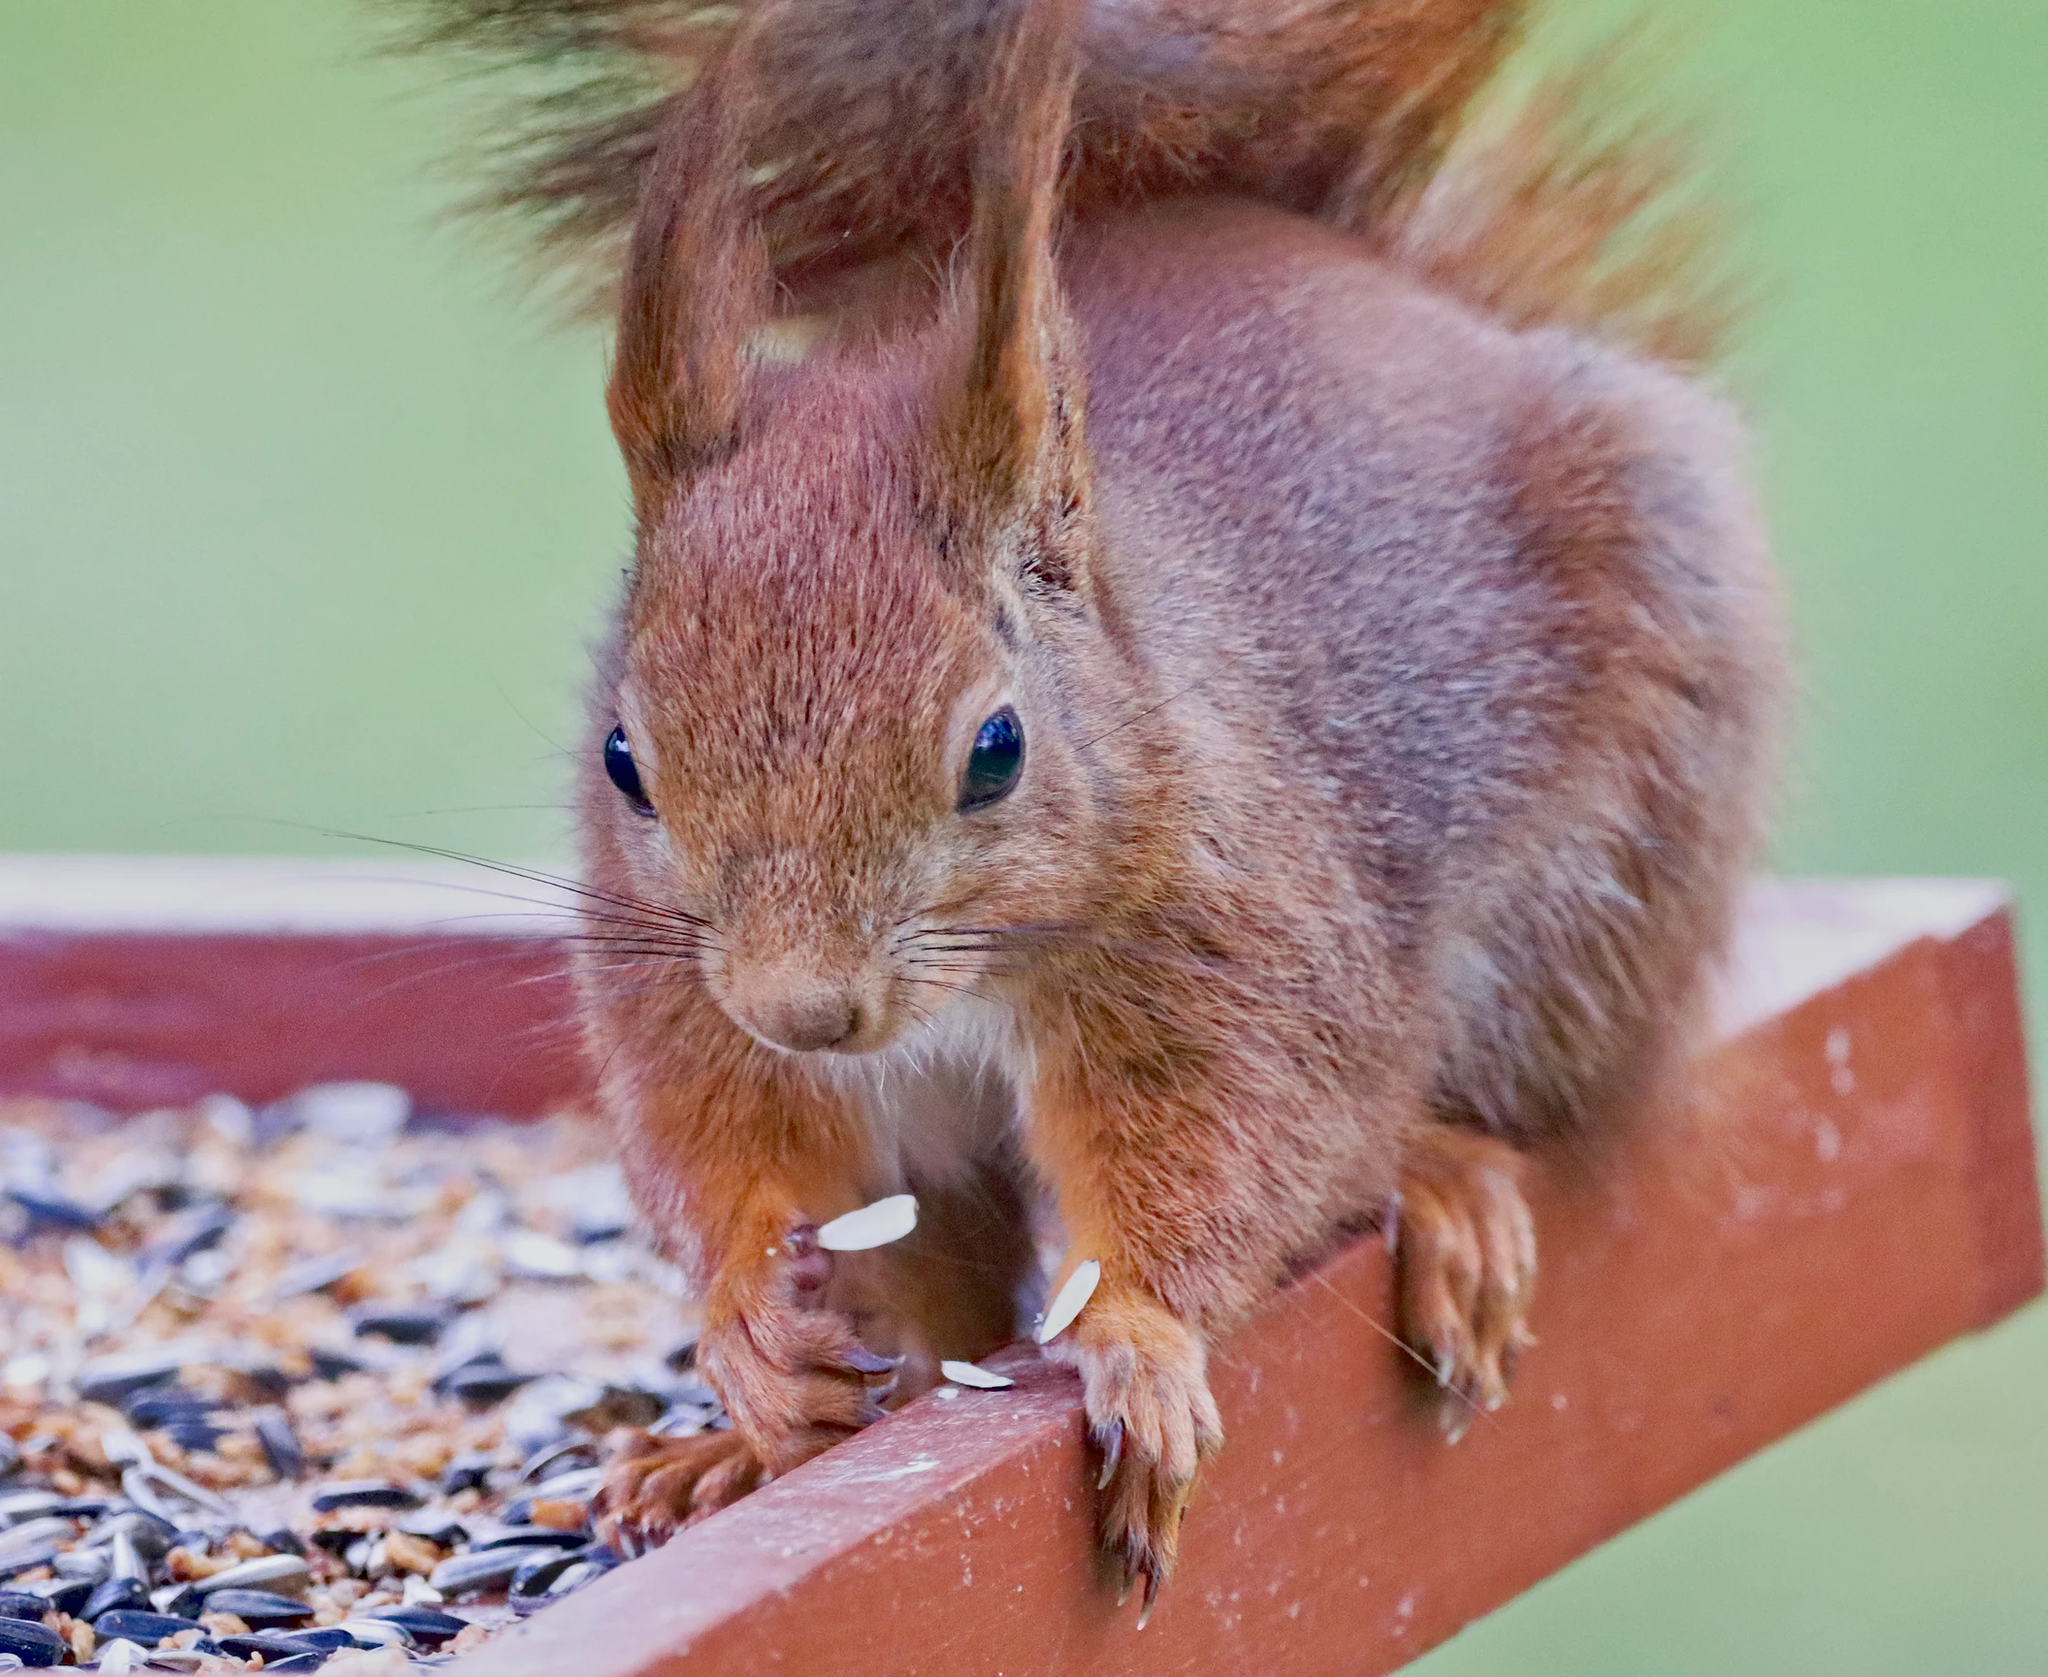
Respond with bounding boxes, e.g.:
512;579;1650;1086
581;0;1116;1058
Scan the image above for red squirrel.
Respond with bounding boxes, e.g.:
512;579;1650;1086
403;0;1786;1609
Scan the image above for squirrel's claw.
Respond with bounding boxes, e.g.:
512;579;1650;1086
1094;1417;1125;1490
1395;1126;1538;1436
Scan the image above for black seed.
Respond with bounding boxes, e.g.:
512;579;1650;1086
82;1510;179;1560
307;1529;357;1555
164;1419;224;1454
43;1497;112;1520
291;1628;358;1652
439;1451;497;1496
146;1201;234;1267
350;1304;452;1346
308;1346;367;1381
429;1547;523;1596
364;1604;467;1646
23;1577;92;1616
310;1481;424;1512
82;1575;150;1620
262;1527;308;1557
152;1582;205;1618
662;1330;701;1372
257;1411;307;1480
395;1509;469;1547
513;1438;597;1486
509;1547;586;1599
217;1632;333;1663
93;1610;205;1644
445;1361;536;1407
120;1386;208;1425
5;1186;100;1232
474;1525;588;1550
0;1590;45;1620
0;1613;66;1666
77;1349;187;1405
204;1588;317;1628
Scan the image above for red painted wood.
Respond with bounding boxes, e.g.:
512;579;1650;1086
0;864;2036;1674
0;858;583;1115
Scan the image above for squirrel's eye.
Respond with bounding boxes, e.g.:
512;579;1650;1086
603;725;655;817
959;706;1025;811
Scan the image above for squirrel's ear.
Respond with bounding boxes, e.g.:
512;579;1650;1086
607;31;770;525
937;0;1092;594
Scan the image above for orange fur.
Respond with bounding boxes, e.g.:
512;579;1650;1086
408;0;1787;1606
393;0;1727;362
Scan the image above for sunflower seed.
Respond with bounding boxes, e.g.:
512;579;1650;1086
816;1194;918;1252
1034;1258;1101;1345
80;1574;148;1620
427;1548;523;1597
256;1410;306;1481
938;1359;1016;1390
363;1604;466;1646
0;1615;64;1666
311;1482;424;1513
75;1348;190;1407
351;1304;452;1346
192;1554;310;1595
203;1588;316;1628
94;1638;147;1676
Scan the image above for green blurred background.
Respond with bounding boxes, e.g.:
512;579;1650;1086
2;1;2043;1670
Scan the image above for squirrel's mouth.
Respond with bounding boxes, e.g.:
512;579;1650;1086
712;956;908;1057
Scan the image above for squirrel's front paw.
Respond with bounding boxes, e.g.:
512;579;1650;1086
699;1295;896;1474
1396;1126;1537;1439
1045;1284;1222;1623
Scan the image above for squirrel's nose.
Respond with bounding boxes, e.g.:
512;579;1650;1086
722;969;862;1054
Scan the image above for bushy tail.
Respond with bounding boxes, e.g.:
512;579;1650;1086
388;0;1730;363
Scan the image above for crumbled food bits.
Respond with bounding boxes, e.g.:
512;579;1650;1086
0;1095;715;1668
938;1360;1016;1390
816;1194;919;1252
1035;1259;1102;1344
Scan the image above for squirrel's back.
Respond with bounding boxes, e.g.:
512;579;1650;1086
396;0;1729;366
1065;194;1778;1139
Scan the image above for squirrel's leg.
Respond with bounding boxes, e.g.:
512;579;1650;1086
594;1053;891;1552
1394;1123;1538;1440
1021;1034;1242;1617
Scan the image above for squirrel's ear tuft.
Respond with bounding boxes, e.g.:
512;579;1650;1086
935;0;1092;595
607;28;770;524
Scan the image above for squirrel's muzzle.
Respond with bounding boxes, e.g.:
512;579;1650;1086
718;959;876;1055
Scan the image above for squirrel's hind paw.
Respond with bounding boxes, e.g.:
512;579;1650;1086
1395;1126;1538;1441
593;1428;766;1556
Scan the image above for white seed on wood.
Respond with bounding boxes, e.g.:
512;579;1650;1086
1034;1259;1101;1345
938;1360;1015;1390
816;1194;918;1252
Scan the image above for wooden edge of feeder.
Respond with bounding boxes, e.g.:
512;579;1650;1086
451;880;2041;1677
0;866;2038;1675
0;856;583;1116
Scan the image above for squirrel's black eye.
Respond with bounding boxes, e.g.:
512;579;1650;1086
959;706;1024;811
603;725;655;817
